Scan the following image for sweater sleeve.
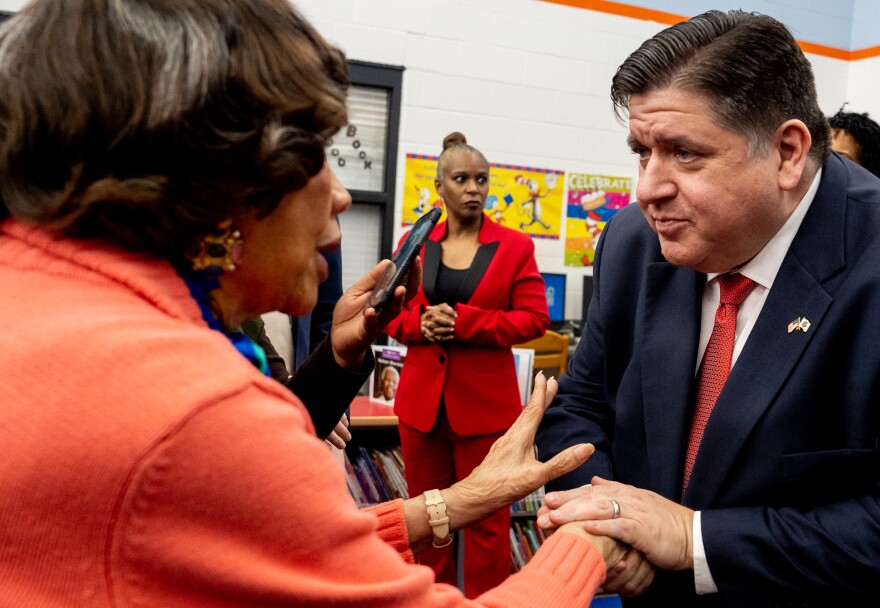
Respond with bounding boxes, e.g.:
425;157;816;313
362;500;415;564
111;384;605;607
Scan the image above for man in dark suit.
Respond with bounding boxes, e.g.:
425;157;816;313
535;9;880;607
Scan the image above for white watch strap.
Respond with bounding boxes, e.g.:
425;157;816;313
423;489;452;548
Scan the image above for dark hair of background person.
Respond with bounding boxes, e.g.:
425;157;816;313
0;0;348;262
610;9;831;164
829;107;880;178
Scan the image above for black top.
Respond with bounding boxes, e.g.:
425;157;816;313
435;262;469;306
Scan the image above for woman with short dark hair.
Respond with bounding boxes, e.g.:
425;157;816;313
0;1;622;606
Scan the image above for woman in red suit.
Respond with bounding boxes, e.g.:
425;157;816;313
384;132;549;597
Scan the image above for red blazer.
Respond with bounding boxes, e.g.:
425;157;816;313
385;215;549;436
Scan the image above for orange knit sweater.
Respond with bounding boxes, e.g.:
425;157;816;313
0;219;605;607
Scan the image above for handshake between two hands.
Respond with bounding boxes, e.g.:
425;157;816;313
496;373;697;599
534;475;696;598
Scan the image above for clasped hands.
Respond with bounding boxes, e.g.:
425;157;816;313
536;477;697;597
420;303;456;342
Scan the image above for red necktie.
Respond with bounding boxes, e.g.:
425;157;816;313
682;273;757;492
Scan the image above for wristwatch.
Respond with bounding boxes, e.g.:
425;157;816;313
423;489;452;548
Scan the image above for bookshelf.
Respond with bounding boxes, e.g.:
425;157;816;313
347;387;621;604
349;395;397;427
346;396;548;572
346;396;404;506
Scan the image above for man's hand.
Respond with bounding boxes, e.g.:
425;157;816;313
538;476;695;572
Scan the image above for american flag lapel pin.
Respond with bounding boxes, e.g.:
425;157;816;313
788;317;811;333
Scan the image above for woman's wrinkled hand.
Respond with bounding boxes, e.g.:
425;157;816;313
449;372;596;518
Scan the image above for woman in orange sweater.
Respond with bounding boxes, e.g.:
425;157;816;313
0;1;626;606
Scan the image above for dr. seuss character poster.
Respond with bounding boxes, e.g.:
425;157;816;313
488;164;563;240
565;173;633;266
402;154;442;226
402;154;563;240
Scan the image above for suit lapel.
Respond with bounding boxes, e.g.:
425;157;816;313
425;215;501;306
683;260;832;505
422;240;441;304
458;241;499;303
683;160;847;506
642;262;704;499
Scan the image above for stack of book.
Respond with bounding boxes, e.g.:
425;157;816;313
344;445;409;507
509;517;548;572
510;486;545;514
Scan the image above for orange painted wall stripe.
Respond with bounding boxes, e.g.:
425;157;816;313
851;45;880;61
541;0;880;61
543;0;686;26
796;40;851;61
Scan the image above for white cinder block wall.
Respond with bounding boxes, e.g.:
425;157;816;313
849;0;880;119
295;0;667;320
0;0;873;320
847;58;880;118
292;0;858;320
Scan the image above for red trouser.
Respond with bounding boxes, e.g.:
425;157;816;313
399;411;510;598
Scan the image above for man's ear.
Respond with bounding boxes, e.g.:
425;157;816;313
775;119;812;191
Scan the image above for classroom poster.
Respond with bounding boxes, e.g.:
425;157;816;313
489;164;563;240
564;173;633;266
402;154;564;240
402;154;443;226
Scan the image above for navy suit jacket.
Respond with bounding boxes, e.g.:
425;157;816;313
536;153;880;607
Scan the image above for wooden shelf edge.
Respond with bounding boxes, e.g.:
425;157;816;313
350;415;399;428
349;395;398;428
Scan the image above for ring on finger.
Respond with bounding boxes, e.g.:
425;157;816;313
610;499;620;519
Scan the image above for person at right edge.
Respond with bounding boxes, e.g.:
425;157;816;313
535;9;880;608
828;105;880;178
384;132;550;597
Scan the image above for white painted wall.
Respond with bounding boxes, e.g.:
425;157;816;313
1;0;874;319
846;57;880;118
292;0;858;319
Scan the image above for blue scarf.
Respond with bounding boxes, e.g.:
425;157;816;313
177;268;270;376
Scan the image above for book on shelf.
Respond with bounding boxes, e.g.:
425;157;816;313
521;520;541;555
512;347;535;405
511;486;545;514
368;345;407;406
344;455;369;507
509;526;528;572
508;487;549;572
344;445;409;507
513;521;535;558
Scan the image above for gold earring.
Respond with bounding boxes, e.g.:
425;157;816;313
191;225;243;275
